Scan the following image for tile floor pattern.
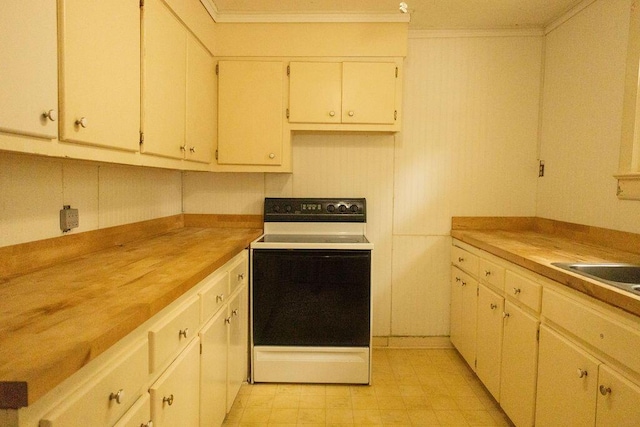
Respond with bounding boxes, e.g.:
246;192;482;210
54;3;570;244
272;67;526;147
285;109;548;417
222;348;514;426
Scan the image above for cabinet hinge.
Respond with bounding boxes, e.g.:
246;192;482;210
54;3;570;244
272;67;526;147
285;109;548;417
287;65;290;76
476;286;479;296
200;342;203;355
474;358;477;369
536;327;540;342
394;110;397;121
395;67;398;78
139;131;144;145
215;63;219;76
286;108;290;119
215;149;218;160
140;0;144;8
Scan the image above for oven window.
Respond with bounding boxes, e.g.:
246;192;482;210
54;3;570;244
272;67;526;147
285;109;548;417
252;249;371;347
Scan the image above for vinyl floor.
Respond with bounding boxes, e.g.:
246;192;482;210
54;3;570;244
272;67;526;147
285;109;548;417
222;347;514;426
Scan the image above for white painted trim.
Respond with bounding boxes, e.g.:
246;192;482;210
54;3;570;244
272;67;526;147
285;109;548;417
211;12;410;24
409;28;544;39
199;0;219;21
373;336;454;348
544;0;597;34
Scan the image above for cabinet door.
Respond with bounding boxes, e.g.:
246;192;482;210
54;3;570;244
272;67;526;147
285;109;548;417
150;338;200;427
450;268;477;369
185;34;215;163
476;284;504;400
218;61;284;166
535;325;599;427
342;62;396;124
113;393;152;427
142;0;187;159
0;0;58;139
58;0;140;150
500;302;539;427
596;364;640;426
199;308;228;427
450;268;463;352
288;62;342;124
227;285;248;412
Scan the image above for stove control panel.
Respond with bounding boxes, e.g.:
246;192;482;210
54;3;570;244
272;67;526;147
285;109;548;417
264;198;366;222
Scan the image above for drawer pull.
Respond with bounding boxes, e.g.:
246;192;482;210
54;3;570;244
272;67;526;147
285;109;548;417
163;394;174;406
513;287;521;295
577;368;588;378
455;276;461;282
109;389;124;404
216;294;225;303
599;385;612;396
490;303;497;310
225;317;231;324
179;328;189;339
232;309;239;316
458;257;464;262
43;109;57;122
237;273;245;281
485;270;492;277
75;117;88;128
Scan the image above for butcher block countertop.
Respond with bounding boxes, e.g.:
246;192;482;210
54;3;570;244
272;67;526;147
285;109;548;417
452;217;640;318
0;214;262;409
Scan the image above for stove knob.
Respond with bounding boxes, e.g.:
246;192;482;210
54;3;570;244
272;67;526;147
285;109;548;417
326;204;335;213
285;205;292;213
350;204;359;213
338;204;347;213
272;205;281;213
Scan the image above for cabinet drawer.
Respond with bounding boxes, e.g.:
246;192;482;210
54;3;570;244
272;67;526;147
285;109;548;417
199;271;229;322
149;295;200;374
505;271;541;312
229;257;248;295
451;246;478;276
41;339;148;427
543;289;640;375
479;258;505;290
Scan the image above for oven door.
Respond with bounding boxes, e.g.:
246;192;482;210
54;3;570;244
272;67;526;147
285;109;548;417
251;249;371;347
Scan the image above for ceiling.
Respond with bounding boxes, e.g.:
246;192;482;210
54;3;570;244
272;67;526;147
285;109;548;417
210;0;587;30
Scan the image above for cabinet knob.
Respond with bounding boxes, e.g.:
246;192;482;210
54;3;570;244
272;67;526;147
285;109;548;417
232;308;239;316
75;117;88;128
577;368;588;378
238;273;245;281
43;109;57;122
189;146;196;153
216;294;225;303
490;303;497;310
269;153;275;159
179;328;189;339
348;111;354;117
180;145;186;152
458;257;464;262
143;421;153;427
513;287;521;295
109;389;124;404
461;281;467;287
502;312;510;319
225;317;231;324
329;111;336;117
455;276;461;282
485;270;492;277
599;385;612;396
163;394;174;406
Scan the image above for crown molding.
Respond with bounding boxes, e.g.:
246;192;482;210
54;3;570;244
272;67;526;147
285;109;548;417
200;0;220;21
409;28;544;39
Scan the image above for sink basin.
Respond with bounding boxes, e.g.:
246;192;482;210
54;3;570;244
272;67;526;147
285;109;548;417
552;263;640;296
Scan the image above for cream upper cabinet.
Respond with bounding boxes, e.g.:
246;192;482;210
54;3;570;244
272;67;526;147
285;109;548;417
185;34;215;164
217;60;285;166
288;61;398;126
596;364;640;426
536;325;600;427
499;301;539;427
58;0;140;151
0;0;58;139
475;284;504;400
141;0;187;160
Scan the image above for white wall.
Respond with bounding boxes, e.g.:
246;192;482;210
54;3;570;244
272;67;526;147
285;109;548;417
182;32;543;337
0;152;182;247
537;0;640;233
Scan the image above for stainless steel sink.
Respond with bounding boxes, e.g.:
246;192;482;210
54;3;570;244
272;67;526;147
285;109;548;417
552;263;640;296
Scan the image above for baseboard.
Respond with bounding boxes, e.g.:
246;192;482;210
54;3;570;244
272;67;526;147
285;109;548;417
372;336;453;348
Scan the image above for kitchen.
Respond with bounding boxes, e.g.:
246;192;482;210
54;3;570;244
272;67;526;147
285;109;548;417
1;0;640;425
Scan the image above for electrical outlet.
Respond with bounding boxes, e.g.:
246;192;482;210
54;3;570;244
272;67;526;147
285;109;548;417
60;205;79;232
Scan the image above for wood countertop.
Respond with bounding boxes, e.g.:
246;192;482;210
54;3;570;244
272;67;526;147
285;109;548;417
451;217;640;318
0;215;263;409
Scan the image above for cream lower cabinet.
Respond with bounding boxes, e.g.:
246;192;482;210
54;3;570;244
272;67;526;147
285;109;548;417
199;307;228;427
475;284;504;400
226;285;248;412
113;394;152;427
450;266;478;369
58;0;140;151
217;60;286;167
596;364;640;426
499;301;539;427
150;338;200;427
0;0;58;139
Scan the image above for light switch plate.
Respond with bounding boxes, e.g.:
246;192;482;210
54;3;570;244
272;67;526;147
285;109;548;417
60;205;79;232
